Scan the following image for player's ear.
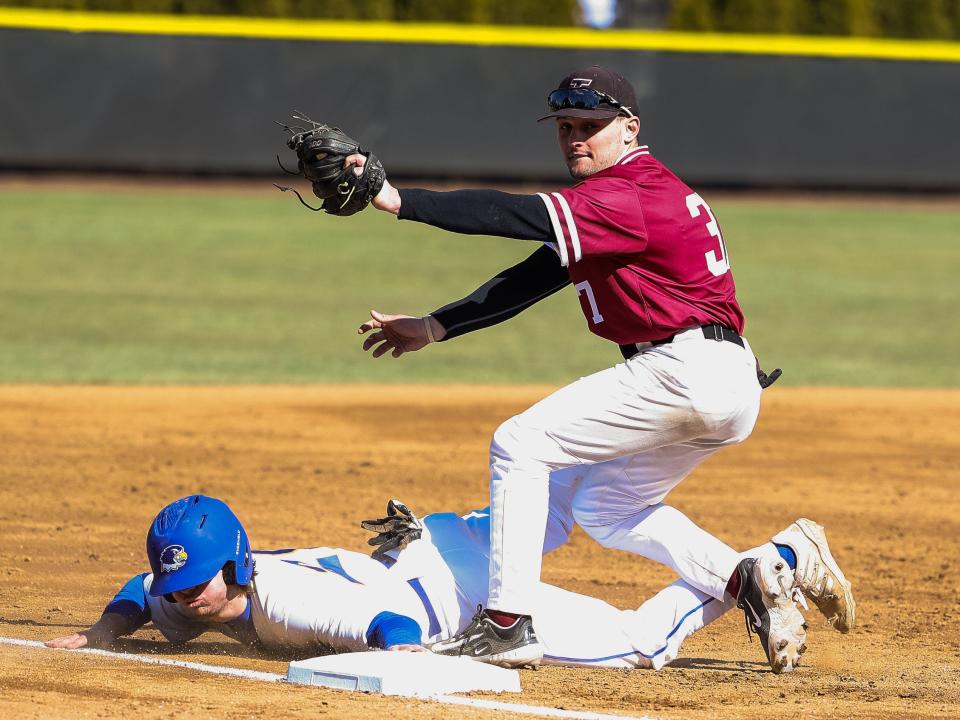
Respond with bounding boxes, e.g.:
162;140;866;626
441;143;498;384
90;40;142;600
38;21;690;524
621;116;640;145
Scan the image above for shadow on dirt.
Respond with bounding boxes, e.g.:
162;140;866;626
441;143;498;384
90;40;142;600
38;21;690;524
112;637;332;663
669;657;770;673
0;617;80;630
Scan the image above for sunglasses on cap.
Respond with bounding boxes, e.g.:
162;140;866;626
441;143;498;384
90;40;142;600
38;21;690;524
546;88;635;117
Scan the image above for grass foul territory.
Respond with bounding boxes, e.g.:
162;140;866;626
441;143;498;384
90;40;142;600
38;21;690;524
0;186;956;387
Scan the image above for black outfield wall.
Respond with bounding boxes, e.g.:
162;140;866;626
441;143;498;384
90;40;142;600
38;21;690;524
1;27;958;188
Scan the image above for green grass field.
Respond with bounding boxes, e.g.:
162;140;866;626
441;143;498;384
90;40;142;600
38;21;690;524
1;186;957;386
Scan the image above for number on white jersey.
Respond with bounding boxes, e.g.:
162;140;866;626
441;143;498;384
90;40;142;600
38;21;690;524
575;280;604;324
685;192;730;277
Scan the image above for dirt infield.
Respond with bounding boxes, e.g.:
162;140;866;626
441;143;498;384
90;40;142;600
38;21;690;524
1;386;958;719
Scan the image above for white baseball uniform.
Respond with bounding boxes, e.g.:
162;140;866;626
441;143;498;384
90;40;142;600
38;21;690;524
103;509;736;669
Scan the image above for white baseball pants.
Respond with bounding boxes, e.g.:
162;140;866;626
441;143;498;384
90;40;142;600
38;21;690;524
406;511;734;669
488;329;762;613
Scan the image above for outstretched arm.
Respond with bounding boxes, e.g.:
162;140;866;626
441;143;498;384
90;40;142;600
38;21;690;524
345;153;553;240
45;574;152;649
394;188;552;240
44;611;141;649
431;244;570;340
359;245;569;358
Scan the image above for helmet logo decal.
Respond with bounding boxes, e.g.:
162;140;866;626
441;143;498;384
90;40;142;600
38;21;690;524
159;544;189;573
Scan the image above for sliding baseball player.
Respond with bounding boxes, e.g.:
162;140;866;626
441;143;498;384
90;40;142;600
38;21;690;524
45;494;811;672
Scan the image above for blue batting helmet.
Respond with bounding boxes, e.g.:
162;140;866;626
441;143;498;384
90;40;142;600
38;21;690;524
146;495;253;598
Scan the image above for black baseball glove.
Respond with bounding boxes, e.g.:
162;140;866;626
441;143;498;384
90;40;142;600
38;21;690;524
276;114;385;217
360;499;423;562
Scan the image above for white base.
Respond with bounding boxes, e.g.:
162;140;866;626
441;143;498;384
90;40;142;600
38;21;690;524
286;651;521;696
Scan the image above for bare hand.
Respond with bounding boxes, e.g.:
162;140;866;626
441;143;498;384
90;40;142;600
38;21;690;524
386;643;427;652
44;632;90;649
344;153;400;214
358;310;445;358
45;614;127;649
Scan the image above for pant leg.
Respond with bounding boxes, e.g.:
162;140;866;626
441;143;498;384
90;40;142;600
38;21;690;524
571;446;745;599
489;335;760;613
458;464;581;561
534;578;734;670
544;465;582;554
576;500;739;600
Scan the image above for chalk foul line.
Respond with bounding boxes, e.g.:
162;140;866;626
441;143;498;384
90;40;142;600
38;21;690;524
0;636;284;682
1;636;656;720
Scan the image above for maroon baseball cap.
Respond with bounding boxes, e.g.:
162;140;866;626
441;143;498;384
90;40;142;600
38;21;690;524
539;66;639;121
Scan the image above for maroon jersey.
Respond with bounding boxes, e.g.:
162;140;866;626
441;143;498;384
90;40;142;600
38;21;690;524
537;146;744;344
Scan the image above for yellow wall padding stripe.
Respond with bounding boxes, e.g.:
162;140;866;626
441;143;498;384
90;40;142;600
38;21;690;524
1;6;960;63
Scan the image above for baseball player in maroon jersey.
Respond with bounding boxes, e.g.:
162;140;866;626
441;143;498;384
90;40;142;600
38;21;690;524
350;66;854;670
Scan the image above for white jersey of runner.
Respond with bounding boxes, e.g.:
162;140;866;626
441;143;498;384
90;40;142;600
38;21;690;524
123;510;735;669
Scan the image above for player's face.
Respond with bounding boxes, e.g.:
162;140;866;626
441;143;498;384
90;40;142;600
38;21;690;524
171;570;231;618
556;116;626;179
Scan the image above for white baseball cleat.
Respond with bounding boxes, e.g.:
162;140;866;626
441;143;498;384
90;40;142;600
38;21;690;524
734;556;808;673
772;518;856;633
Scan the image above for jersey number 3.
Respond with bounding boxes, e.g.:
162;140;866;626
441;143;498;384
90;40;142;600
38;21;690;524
685;192;730;277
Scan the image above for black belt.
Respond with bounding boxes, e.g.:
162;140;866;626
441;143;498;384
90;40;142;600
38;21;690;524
619;324;744;360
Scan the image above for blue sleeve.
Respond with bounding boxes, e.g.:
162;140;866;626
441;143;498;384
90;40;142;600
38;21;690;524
103;573;152;631
365;611;423;649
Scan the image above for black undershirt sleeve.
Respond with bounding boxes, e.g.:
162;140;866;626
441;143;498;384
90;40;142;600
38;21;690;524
431;244;570;341
397;188;552;240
